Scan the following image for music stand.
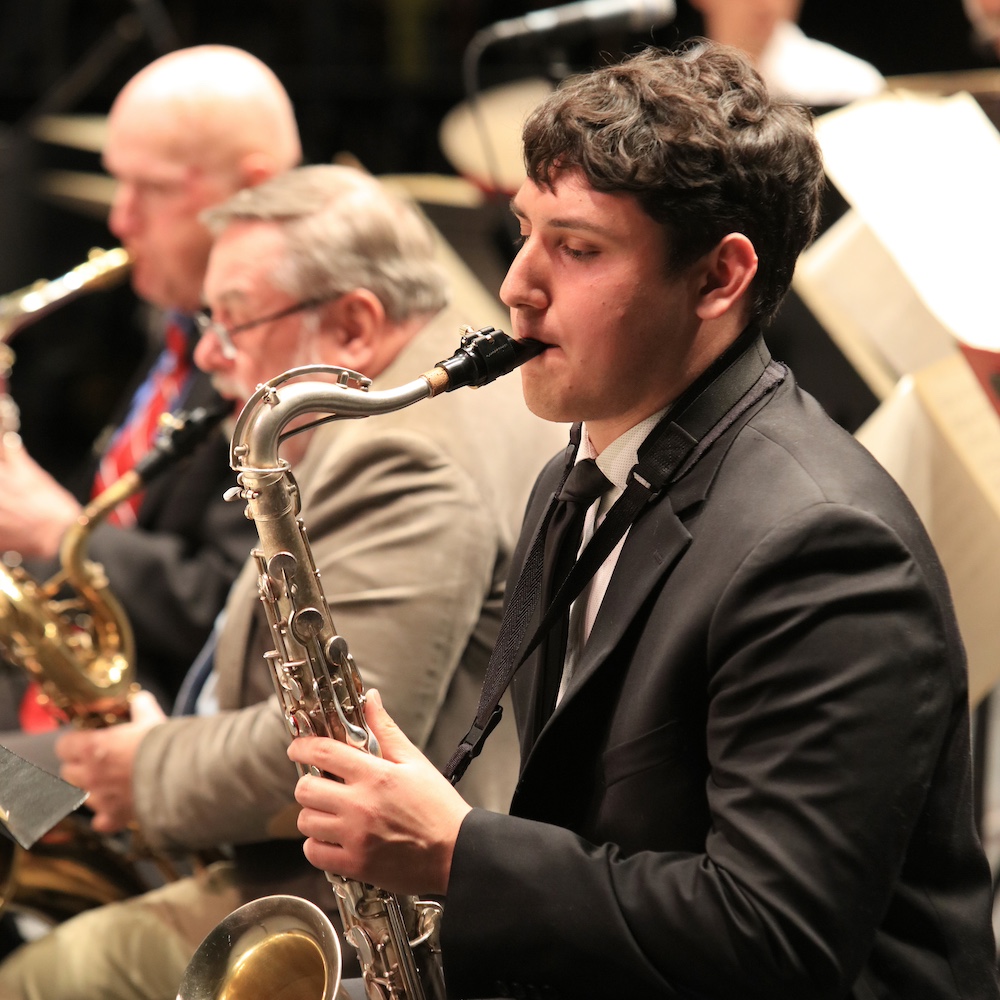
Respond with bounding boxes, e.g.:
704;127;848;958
0;744;87;850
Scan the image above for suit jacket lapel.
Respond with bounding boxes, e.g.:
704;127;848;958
520;490;693;767
519;420;738;765
569;496;691;690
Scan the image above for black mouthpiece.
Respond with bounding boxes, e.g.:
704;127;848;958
135;401;234;482
435;327;547;391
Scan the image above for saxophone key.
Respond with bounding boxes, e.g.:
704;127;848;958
278;667;306;701
267;551;298;595
289;706;315;737
291;605;326;641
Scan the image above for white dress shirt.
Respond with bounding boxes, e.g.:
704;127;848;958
557;410;667;704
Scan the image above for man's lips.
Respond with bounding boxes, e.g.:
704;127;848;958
514;337;551;360
511;326;553;349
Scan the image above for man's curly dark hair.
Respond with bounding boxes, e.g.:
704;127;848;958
522;42;825;327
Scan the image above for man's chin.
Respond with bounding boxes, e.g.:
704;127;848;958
211;381;250;415
520;381;572;426
128;272;154;306
127;264;166;311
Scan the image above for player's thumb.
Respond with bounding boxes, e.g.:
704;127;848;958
129;688;167;727
363;689;415;763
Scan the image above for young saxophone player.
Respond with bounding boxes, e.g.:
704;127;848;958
289;43;1000;1000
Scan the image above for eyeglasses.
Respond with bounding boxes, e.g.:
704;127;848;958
194;297;332;360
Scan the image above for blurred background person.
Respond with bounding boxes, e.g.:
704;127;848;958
691;0;885;107
0;45;301;731
965;0;1000;59
688;0;885;105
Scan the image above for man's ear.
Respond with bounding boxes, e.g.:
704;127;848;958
321;289;385;372
695;233;758;322
237;152;281;189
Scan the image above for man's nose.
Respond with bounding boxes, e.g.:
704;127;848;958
193;327;229;373
499;240;548;312
108;183;139;241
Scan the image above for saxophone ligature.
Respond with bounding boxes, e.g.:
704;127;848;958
177;327;544;1000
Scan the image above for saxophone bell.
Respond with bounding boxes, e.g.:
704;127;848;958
176;895;344;1000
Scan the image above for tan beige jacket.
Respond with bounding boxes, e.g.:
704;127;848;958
133;305;565;850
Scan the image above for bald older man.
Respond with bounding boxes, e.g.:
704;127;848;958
0;46;301;710
104;45;301;314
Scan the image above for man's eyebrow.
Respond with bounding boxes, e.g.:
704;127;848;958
508;198;617;238
208;288;251;309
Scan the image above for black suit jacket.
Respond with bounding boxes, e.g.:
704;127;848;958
441;346;998;999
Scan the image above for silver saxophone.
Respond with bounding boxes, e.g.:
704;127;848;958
176;326;544;1000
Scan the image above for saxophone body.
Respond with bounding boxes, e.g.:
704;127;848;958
178;327;543;1000
240;457;447;1000
0;403;231;726
0;403;231;921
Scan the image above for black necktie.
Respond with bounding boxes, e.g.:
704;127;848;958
536;458;611;725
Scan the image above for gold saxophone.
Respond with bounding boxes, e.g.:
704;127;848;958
0;248;132;443
177;327;544;1000
0;402;232;725
0;402;232;921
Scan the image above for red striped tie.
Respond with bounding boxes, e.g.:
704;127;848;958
91;317;194;526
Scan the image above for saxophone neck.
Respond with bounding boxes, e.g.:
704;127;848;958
58;472;143;577
0;248;132;344
58;403;231;581
230;327;546;475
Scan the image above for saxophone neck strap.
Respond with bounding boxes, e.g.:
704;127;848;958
443;327;783;784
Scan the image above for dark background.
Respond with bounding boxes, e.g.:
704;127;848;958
2;1;993;174
0;0;996;481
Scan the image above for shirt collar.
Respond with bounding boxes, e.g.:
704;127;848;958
578;409;668;503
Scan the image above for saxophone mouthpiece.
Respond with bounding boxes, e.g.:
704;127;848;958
433;326;548;392
134;401;234;482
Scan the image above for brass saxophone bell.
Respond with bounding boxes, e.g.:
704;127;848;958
176;894;344;1000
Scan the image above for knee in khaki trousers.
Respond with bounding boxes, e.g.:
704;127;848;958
0;861;242;1000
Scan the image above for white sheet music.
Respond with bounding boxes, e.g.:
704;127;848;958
814;90;1000;351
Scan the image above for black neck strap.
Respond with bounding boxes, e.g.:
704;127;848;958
443;327;784;784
